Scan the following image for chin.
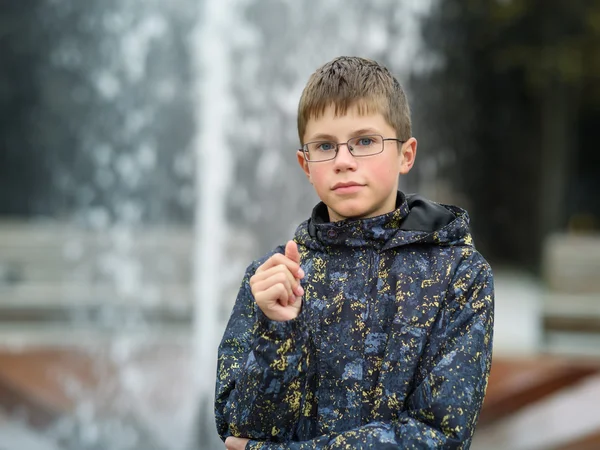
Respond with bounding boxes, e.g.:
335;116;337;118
334;205;371;220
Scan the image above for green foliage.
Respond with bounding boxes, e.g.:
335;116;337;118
415;0;600;270
477;0;600;97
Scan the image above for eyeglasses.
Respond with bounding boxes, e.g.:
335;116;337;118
300;134;405;162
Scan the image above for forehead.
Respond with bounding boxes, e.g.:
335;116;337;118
303;103;394;141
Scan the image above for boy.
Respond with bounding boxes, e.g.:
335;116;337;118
215;56;494;449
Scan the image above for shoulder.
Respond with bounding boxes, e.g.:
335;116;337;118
446;249;494;313
453;248;493;283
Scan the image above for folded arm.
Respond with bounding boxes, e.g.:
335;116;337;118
215;256;309;442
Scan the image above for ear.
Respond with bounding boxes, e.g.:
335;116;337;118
399;137;417;175
297;150;311;181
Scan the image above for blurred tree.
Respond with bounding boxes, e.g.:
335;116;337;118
415;0;600;272
0;0;49;216
35;0;197;225
0;1;196;224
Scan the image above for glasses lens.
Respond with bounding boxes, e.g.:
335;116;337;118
305;142;337;161
348;135;383;157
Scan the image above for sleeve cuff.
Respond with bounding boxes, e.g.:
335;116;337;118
255;306;308;341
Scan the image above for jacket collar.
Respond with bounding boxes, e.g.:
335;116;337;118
307;192;410;248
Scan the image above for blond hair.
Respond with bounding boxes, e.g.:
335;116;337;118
297;56;411;144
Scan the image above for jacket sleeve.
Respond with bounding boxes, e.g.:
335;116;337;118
246;252;494;450
214;258;310;443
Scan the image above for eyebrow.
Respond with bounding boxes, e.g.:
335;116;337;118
307;128;382;142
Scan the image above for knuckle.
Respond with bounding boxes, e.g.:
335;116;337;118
276;284;287;296
275;272;287;284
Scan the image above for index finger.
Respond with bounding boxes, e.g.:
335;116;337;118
256;252;304;278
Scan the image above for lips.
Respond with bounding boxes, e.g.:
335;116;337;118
332;181;364;190
332;182;364;195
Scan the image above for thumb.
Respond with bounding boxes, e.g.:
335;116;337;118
285;240;301;264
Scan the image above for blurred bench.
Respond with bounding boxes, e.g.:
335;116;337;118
542;233;600;354
0;220;194;342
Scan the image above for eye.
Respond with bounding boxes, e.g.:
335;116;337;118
356;137;374;146
317;142;336;151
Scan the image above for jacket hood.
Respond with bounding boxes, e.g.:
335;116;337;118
294;191;474;251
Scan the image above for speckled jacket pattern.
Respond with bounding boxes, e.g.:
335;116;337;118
215;192;494;449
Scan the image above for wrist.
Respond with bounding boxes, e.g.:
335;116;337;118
256;306;307;340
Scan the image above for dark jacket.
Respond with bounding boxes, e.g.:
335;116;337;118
215;192;494;449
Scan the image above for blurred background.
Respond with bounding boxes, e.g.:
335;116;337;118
0;0;599;449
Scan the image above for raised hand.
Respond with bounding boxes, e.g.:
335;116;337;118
250;240;305;322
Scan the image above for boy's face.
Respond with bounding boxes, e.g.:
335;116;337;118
297;105;417;222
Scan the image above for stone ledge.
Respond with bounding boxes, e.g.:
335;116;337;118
0;323;192;348
542;233;600;293
0;283;192;308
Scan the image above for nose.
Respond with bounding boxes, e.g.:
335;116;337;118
333;143;358;172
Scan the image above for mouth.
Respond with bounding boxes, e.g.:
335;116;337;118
332;182;364;194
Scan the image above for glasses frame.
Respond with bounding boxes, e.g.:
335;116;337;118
299;134;405;162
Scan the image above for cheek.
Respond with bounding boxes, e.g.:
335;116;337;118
370;159;399;185
308;166;328;188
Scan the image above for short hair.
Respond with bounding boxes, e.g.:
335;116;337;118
297;56;411;144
